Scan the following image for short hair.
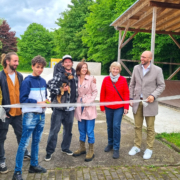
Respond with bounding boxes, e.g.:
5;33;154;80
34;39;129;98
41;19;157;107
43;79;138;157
31;55;47;67
109;62;122;72
1;52;17;68
76;62;90;76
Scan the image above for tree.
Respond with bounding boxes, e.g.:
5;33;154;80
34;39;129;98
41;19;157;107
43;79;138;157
18;23;54;69
82;0;136;74
54;0;94;60
0;18;3;25
0;20;17;54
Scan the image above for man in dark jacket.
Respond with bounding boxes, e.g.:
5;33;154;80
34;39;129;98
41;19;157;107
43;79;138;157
44;55;79;161
0;52;30;174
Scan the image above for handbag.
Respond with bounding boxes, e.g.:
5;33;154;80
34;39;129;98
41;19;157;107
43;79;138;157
111;81;124;101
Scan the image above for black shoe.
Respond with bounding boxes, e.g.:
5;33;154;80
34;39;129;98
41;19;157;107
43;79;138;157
29;165;47;173
61;149;73;155
24;151;31;161
104;145;113;152
0;162;8;174
12;172;23;180
44;154;52;161
113;150;119;159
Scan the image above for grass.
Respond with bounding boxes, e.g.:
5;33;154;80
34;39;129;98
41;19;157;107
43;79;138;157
155;132;180;148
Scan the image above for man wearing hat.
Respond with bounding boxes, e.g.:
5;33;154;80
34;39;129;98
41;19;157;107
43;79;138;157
45;55;79;161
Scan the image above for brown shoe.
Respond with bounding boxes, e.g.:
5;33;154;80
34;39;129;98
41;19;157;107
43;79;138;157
85;143;94;162
73;141;86;157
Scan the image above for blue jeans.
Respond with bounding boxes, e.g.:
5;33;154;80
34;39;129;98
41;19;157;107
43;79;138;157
78;119;95;144
105;107;124;150
14;112;45;173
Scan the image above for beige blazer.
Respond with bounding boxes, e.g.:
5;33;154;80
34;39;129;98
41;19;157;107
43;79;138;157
129;64;165;116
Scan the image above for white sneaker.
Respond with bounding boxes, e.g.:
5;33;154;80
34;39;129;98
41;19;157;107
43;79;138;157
143;149;153;159
128;146;140;156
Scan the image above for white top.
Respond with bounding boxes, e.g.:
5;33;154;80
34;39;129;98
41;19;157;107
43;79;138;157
142;64;151;76
8;73;15;85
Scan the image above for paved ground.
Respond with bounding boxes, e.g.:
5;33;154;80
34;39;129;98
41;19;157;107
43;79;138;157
2;166;180;180
1;107;180;179
126;105;180;134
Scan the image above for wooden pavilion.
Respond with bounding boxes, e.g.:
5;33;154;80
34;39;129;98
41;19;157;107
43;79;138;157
110;0;180;80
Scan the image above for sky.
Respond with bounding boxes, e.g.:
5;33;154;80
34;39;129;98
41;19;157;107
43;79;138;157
0;0;72;38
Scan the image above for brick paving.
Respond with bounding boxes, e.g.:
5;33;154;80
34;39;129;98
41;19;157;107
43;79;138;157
2;166;180;179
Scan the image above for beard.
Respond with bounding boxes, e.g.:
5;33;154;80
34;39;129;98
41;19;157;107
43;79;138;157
64;66;72;70
9;64;17;71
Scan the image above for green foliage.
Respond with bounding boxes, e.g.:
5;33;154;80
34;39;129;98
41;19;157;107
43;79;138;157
0;18;3;25
156;132;180;148
54;0;94;60
17;23;54;70
0;40;2;50
82;0;136;74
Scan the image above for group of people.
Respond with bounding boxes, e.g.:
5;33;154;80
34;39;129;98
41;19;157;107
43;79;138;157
0;50;165;180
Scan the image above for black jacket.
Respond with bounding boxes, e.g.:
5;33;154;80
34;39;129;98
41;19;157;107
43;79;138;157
53;62;63;77
0;70;23;116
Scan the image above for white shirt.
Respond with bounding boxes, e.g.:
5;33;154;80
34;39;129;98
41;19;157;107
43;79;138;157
8;73;15;85
141;64;151;98
142;64;151;76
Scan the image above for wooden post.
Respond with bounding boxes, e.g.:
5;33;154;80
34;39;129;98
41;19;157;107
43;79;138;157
117;30;122;63
119;21;130;49
169;34;180;49
121;32;138;48
151;7;157;64
117;30;132;75
167;67;180;80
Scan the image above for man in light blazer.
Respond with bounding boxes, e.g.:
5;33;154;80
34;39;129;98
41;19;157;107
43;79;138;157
128;51;165;160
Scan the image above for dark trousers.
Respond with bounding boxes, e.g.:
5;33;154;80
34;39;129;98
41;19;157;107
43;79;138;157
105;107;124;150
0;115;22;163
46;108;74;154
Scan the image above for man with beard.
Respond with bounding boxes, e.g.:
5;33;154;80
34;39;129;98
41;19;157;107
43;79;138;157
44;55;78;161
0;52;30;174
128;51;165;160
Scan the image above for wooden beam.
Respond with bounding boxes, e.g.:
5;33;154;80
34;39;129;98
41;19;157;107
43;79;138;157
121;32;138;48
151;7;157;64
156;10;180;30
121;59;180;65
117;27;180;35
167;67;180;80
113;0;149;27
136;8;166;29
119;21;130;49
120;61;132;76
174;26;180;32
166;19;180;31
117;30;122;63
158;18;180;31
150;1;180;10
130;16;140;20
141;9;173;29
169;34;180;49
130;8;153;27
144;8;167;30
